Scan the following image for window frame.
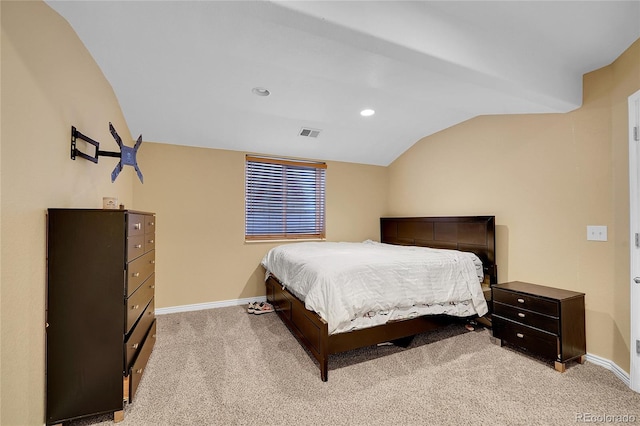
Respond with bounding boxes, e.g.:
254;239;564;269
245;155;327;242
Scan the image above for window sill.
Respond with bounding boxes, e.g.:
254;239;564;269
244;238;326;244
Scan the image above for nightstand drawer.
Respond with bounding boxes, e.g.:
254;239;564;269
493;301;559;334
493;288;558;317
493;317;558;360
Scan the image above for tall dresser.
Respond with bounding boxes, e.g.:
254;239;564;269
46;209;157;425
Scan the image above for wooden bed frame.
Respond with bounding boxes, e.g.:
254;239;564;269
264;216;497;381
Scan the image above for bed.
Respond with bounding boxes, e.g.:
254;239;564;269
262;216;497;381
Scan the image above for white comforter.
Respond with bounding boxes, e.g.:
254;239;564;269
261;241;488;334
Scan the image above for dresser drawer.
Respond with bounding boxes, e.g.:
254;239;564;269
128;214;145;236
144;216;156;235
125;298;155;368
126;251;155;296
493;317;558;360
144;234;155;253
140;297;155;335
493;288;558;317
493;301;559;334
125;276;154;334
129;319;156;402
127;235;145;262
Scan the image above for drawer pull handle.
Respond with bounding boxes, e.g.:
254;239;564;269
133;272;140;277
136;368;143;374
148;311;153;315
518;313;525;318
134;244;142;249
149;222;154;226
150;284;155;289
517;298;525;304
132;305;139;310
148;239;154;244
134;223;141;230
150;260;155;264
516;333;524;338
132;343;139;349
152;334;157;338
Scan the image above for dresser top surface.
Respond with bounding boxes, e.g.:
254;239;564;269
493;281;585;301
48;208;154;215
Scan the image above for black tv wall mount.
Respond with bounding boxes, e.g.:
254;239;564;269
71;123;144;183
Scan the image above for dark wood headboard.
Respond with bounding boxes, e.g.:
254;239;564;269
380;216;497;284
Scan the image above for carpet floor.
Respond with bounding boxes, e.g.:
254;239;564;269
68;306;640;425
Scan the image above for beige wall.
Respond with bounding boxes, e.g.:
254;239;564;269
388;38;640;372
1;2;135;424
133;143;388;309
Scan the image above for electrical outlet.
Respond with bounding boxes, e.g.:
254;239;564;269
587;225;608;241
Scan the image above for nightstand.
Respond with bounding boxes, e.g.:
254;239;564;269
492;281;586;372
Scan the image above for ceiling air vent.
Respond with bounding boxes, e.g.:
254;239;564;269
299;127;321;138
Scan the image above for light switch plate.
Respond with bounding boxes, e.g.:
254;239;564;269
587;225;608;241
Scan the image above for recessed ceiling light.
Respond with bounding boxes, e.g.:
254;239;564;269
360;109;375;117
252;87;270;97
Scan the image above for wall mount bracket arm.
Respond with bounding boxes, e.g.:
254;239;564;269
70;123;144;183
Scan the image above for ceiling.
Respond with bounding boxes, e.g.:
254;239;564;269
46;1;640;166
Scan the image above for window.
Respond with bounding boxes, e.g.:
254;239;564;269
245;155;326;241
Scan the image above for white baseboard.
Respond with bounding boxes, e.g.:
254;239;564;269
154;295;267;315
585;353;631;388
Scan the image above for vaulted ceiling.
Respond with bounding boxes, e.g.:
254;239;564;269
47;1;640;166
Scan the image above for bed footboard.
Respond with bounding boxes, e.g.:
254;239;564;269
265;275;330;381
266;274;453;381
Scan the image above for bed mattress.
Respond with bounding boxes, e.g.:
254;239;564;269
261;241;488;334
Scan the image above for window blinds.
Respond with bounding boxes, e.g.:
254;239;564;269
245;155;326;240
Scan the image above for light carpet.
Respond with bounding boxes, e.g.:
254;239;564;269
69;306;640;426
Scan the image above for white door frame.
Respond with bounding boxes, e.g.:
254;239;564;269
628;89;640;393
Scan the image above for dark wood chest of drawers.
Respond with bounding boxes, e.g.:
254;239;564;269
492;281;586;372
46;209;157;425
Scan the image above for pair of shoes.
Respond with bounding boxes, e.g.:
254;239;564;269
247;301;274;315
247;301;259;313
253;302;274;315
